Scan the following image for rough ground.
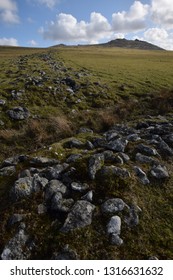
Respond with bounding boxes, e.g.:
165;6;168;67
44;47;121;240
0;47;173;260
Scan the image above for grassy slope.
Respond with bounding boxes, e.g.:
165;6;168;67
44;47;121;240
0;46;173;260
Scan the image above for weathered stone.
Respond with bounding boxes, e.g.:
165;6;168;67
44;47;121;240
157;140;173;156
127;134;141;142
106;138;128;152
135;153;156;164
78;127;93;134
81;191;93;202
134;166;150;185
100;166;130;178
110;234;123;246
30;157;59;167
51;193;74;213
66;154;82;163
52;244;79;260
40;164;68;180
119;152;130;162
88;153;104;180
71;182;89;192
150;165;169;179
124;204;142;227
8;214;25;227
64;139;84;149
101;198;126;214
104;130;118;141
37;204;47;214
106;216;121;235
1;226;32;260
0;99;6;106
0;166;16;176
32;174;48;192
60;200;95;232
137;144;158;156
44;180;67;201
10;177;33;201
8;107;30;120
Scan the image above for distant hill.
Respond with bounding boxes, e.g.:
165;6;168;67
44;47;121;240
100;38;164;50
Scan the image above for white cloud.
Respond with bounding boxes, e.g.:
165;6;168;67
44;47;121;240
41;12;112;44
112;1;149;33
0;0;19;24
151;0;173;29
32;0;60;9
28;40;38;46
0;37;18;46
143;28;173;50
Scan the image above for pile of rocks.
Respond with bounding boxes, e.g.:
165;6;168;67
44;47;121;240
1;115;173;259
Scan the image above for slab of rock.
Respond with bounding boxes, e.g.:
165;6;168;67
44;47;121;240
137;144;158;156
110;234;123;246
81;191;93;202
71;182;89;192
135;153;156;164
30;157;59;167
60;200;95;232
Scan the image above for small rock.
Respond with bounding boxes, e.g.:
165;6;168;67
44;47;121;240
106;216;121;235
101;198;126;214
81;190;93;202
10;177;33;201
8;214;24;227
66;154;82;163
124;204;142;227
44;180;67;201
134;166;150;185
110;234;123;246
0;166;16;176
135;153;156;164
0;99;6;106
71;182;89;192
137;144;158;156
106;138;128;152
30;157;59;167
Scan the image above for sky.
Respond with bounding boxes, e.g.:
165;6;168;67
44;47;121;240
1;0;173;50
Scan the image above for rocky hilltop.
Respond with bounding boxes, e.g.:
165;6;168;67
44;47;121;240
100;38;164;50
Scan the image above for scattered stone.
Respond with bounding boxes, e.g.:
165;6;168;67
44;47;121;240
44;180;68;201
81;190;93;202
150;165;169;179
52;244;79;260
124;204;142;227
100;166;130;178
134;166;150;185
30;157;59;167
32;174;48;192
78;127;93;134
10;177;33;201
88;153;104;180
137;144;158;156
37;204;47;214
135;153;156;164
1;226;33;260
0;99;6;106
106;216;121;235
101;198;126;214
157;140;173;156
66;154;82;163
110;234;123;246
64;139;84;149
60;200;95;232
51;193;74;213
0;166;16;176
106;138;128;152
71;182;89;192
8;107;30;120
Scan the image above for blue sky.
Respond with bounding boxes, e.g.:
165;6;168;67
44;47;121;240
1;0;173;49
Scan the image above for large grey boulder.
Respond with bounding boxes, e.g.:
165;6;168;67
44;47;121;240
106;138;128;152
60;200;95;232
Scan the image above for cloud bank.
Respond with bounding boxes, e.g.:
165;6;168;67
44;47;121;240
0;37;18;46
